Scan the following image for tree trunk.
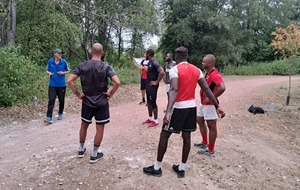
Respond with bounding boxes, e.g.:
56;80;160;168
117;26;123;60
7;0;16;45
286;75;291;105
0;2;4;47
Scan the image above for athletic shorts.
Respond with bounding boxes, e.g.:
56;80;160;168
197;105;218;120
81;103;110;124
146;85;158;104
140;78;147;90
162;107;197;133
165;84;170;93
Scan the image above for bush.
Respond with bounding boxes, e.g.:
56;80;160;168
0;45;47;107
223;58;300;75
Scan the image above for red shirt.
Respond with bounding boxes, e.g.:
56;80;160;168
140;59;148;79
169;62;203;108
200;68;223;105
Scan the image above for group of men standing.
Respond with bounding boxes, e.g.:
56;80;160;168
43;43;226;177
139;47;226;177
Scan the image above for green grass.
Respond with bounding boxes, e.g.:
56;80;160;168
223;58;300;76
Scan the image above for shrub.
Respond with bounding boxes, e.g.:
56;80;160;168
223;58;300;76
0;45;47;107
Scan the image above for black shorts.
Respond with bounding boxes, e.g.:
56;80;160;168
140;78;147;90
81;103;110;125
162;107;197;133
146;85;158;104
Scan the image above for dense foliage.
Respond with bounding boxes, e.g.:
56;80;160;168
0;45;48;107
159;0;300;68
0;0;299;107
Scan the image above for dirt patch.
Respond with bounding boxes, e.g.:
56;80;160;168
0;83;140;126
0;76;300;190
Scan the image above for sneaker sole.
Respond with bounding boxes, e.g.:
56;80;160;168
194;144;208;149
44;120;53;124
89;156;104;164
78;152;86;158
143;171;162;177
172;165;185;178
197;151;215;157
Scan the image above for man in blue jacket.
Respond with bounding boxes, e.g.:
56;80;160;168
44;49;70;124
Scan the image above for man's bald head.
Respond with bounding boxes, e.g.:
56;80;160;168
92;43;103;55
204;54;216;65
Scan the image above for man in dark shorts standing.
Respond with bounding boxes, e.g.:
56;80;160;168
67;43;120;163
143;47;225;177
138;52;148;105
142;49;165;127
194;54;226;156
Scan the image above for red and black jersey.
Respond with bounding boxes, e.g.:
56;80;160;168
200;68;223;105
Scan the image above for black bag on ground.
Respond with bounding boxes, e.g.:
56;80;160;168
248;105;265;114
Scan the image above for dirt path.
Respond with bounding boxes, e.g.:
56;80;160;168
0;76;300;190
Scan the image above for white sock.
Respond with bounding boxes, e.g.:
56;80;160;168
93;146;99;157
178;162;185;171
79;142;85;151
149;116;153;121
154;119;158;124
154;161;162;170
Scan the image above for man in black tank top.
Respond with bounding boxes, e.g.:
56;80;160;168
68;43;120;163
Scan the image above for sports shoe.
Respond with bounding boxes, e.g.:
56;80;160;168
58;114;63;120
198;148;215;156
78;148;87;158
89;152;104;163
148;122;159;127
143;165;162;177
139;101;146;105
172;164;185;178
142;119;153;124
194;142;208;149
44;117;53;124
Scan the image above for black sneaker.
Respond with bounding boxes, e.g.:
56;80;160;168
172;164;185;178
143;165;162;177
89;152;104;163
139;101;146;105
78;148;87;158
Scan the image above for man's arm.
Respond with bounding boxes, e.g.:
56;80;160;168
150;66;165;86
163;77;178;124
204;82;226;103
198;78;219;108
163;65;167;83
67;74;84;100
58;70;70;75
46;71;53;76
103;75;120;99
138;64;144;71
214;82;226;98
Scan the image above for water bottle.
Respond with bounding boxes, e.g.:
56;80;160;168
270;102;275;112
34;96;38;108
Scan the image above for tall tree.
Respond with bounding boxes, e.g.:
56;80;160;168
160;0;300;67
16;0;80;63
270;23;300;105
7;0;16;44
0;0;5;47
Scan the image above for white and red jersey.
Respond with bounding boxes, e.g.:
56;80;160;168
169;62;204;109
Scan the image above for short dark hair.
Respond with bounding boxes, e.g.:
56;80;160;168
175;46;188;58
146;49;155;57
166;52;173;58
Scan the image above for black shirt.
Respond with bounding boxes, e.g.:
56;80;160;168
146;59;161;86
72;60;116;107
